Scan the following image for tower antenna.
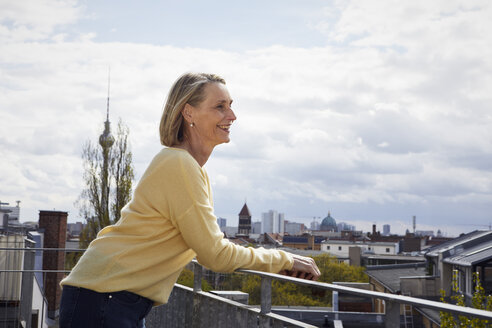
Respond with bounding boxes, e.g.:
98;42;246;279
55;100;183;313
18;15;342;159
106;66;111;121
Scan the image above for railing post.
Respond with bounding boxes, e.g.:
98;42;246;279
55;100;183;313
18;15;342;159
384;300;400;328
332;291;339;320
260;276;272;314
193;262;203;292
192;262;203;328
20;242;35;328
259;276;272;328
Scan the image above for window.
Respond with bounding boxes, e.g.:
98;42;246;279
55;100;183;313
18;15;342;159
326;246;330;250
455;269;465;293
386;248;390;253
338;246;342;251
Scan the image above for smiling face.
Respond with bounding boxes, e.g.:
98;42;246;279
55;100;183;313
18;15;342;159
183;82;236;150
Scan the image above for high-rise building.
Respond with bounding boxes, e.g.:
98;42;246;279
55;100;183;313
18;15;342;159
237;203;252;235
278;212;285;234
217;217;227;230
262;210;275;234
261;210;285;234
383;224;391;236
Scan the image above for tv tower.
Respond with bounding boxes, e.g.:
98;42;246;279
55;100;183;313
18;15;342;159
98;68;115;225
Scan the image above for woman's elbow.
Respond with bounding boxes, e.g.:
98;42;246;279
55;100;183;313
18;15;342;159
196;250;238;273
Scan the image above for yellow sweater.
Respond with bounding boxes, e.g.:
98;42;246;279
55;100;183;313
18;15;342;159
61;147;294;304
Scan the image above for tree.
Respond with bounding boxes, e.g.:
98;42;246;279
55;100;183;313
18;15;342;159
76;119;135;249
203;253;368;306
440;270;492;327
176;268;213;292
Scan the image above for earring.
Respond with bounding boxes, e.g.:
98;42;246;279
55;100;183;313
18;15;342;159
190;122;194;127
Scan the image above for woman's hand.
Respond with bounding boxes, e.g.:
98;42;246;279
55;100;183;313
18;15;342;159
279;254;321;281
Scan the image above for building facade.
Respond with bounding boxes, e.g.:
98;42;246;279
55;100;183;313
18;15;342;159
284;221;305;235
251;221;262;234
321;240;399;260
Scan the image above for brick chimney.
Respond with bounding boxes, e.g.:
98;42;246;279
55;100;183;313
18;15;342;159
38;210;67;319
307;235;315;250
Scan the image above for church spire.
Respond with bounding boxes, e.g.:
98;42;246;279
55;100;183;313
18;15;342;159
238;202;252;236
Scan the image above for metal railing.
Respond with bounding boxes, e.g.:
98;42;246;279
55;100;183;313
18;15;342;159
0;237;84;328
146;260;492;328
1;240;492;328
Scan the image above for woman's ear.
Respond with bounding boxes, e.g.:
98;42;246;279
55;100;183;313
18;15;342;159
182;103;194;124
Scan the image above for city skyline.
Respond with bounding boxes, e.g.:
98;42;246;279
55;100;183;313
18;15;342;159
1;1;492;238
224;207;455;237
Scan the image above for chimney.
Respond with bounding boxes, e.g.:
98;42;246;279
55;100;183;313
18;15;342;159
308;235;315;250
372;224;376;236
349;246;362;267
2;213;8;228
39;210;67;319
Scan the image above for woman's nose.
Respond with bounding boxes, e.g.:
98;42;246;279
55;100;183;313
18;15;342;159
229;108;237;121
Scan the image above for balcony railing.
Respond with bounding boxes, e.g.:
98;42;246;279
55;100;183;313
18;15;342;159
146;260;492;328
1;241;492;327
0;238;84;328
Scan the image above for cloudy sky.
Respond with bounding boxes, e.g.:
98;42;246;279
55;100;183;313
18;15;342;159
1;0;491;236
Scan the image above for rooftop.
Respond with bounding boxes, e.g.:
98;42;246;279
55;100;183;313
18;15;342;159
442;238;492;267
322;240;398;246
425;230;492;257
366;263;428;293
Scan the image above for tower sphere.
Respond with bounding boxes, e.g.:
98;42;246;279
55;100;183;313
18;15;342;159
99;121;115;148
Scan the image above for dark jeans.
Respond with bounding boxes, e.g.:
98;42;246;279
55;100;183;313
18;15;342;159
59;285;153;328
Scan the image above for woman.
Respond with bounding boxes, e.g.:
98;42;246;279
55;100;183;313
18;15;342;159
59;73;320;328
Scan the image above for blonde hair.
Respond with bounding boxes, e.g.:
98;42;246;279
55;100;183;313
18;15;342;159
159;72;226;146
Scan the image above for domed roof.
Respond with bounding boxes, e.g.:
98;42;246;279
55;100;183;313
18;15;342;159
320;212;337;231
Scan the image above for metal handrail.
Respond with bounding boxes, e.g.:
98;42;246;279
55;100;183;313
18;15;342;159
0;247;84;251
0;270;72;273
235;267;492;321
2;246;491;325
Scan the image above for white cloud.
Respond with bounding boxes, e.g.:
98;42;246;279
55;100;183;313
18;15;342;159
0;0;82;43
0;0;491;235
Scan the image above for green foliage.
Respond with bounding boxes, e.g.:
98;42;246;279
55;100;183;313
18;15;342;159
75;119;135;250
64;251;82;271
272;280;328;306
177;268;212;292
313;253;368;303
440;270;491;327
315;254;368;284
214;253;368;307
240;275;261;304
